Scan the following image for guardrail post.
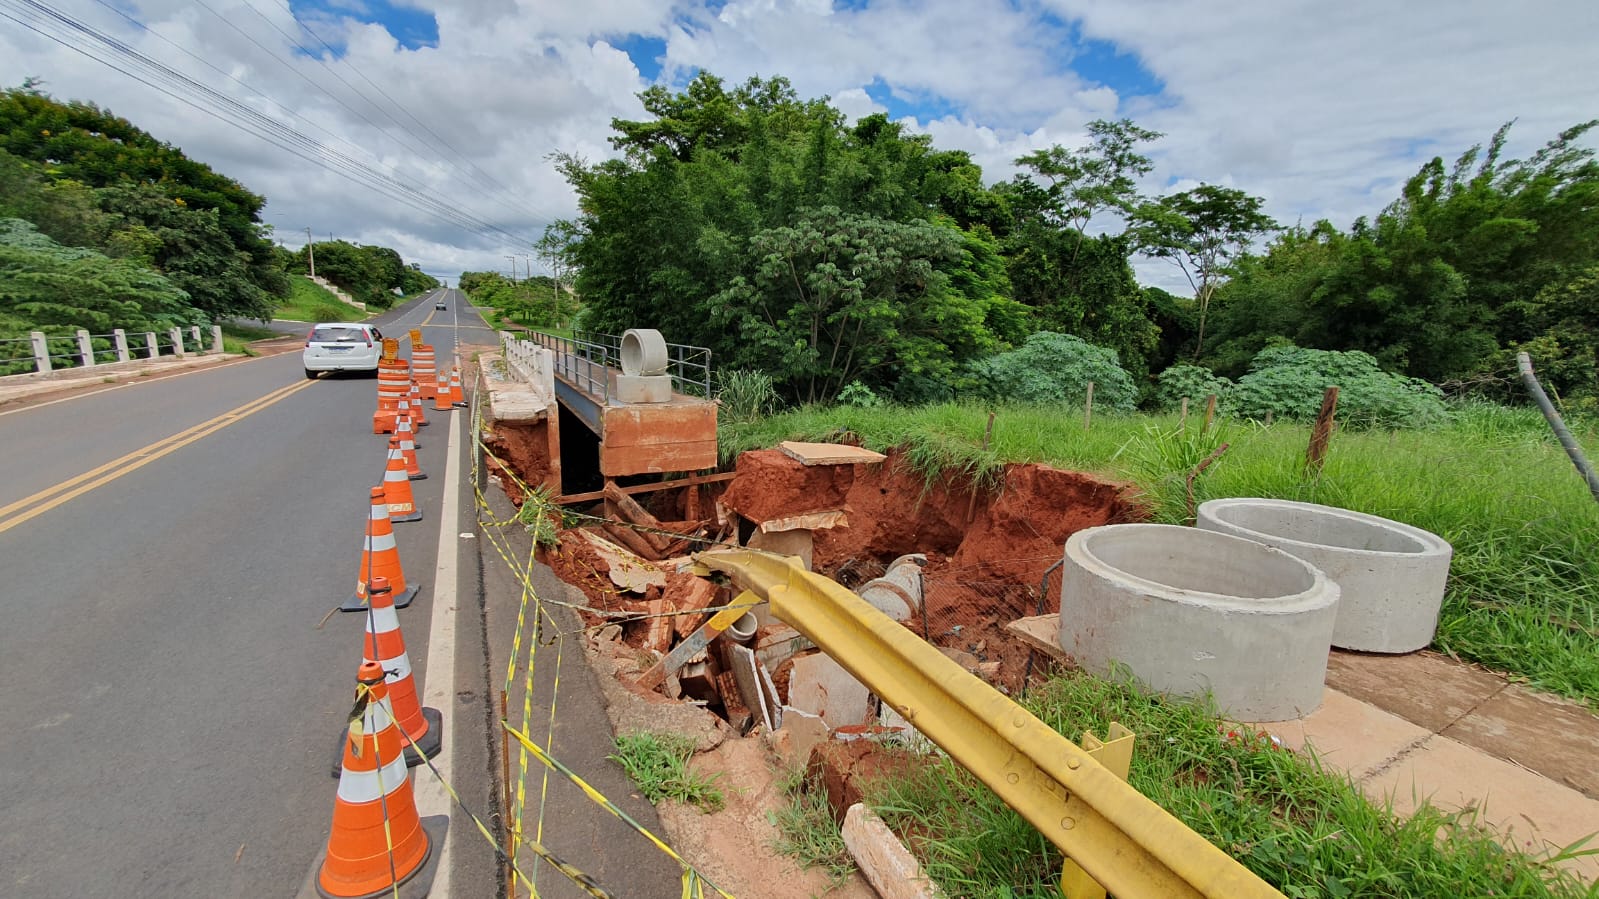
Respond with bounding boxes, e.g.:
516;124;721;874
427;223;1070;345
113;329;131;363
31;331;51;373
170;328;186;358
190;326;202;351
76;329;96;367
210;325;224;354
144;332;158;359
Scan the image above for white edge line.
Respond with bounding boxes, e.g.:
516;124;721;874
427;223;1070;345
415;403;461;897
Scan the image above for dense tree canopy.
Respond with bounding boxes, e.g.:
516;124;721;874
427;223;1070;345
555;75;1594;408
1204;121;1599;400
0;85;285;319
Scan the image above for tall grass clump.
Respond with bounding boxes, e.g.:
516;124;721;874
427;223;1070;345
867;672;1598;898
608;733;724;813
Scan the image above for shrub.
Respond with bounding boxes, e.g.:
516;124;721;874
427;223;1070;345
1227;346;1448;428
1153;364;1233;411
837;380;885;408
716;369;779;422
964;331;1137;410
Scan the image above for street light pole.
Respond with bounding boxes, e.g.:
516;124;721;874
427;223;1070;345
305;227;316;279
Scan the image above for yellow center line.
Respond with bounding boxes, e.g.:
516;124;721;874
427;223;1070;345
0;379;316;535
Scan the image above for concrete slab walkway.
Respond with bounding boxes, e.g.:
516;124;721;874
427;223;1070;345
1255;650;1599;881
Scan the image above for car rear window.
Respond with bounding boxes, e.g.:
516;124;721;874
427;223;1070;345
311;326;366;342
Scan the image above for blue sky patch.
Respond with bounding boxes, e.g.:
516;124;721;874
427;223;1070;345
614;34;667;82
288;0;439;53
864;78;961;122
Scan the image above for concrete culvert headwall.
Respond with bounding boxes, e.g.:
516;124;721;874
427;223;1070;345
1196;498;1452;654
1059;524;1340;722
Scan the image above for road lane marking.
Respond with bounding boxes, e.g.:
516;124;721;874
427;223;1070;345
413;401;462;897
0;379;314;535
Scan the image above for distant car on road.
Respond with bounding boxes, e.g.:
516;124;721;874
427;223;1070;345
302;323;382;379
434;298;447;310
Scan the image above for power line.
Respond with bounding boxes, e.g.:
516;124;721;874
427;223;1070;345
257;0;524;206
2;0;537;246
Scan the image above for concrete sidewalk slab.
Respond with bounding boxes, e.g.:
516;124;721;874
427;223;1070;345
1362;734;1599;880
1442;686;1599;799
1260;688;1432;781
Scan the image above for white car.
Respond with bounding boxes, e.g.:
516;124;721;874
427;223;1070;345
303;323;383;378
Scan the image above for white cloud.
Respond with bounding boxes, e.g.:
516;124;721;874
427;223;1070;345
0;0;1593;294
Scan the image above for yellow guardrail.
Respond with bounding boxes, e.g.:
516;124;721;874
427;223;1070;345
692;548;1285;899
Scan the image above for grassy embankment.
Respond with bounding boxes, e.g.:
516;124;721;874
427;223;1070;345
745;401;1599;893
856;672;1597;898
277;274;365;324
722;401;1599;707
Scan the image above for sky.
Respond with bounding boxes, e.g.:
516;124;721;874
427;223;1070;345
2;0;1596;291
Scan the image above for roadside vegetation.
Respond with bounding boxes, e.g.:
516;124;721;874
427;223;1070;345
721;400;1599;707
277;274;364;324
609;733;725;813
860;672;1597;898
218;321;280;356
0;83;434;362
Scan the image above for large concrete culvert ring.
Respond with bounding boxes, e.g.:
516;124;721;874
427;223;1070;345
620;328;668;377
1196;498;1452;654
1058;524;1340;722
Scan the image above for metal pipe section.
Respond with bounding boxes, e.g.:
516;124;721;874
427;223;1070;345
693;548;1284;899
1517;352;1599;505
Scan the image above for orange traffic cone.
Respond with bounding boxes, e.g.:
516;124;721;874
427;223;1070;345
332;577;441;774
432;369;453;412
382;438;422;523
340;488;419;613
311;660;445;898
395;416;425;480
408;378;428;428
448;364;466;408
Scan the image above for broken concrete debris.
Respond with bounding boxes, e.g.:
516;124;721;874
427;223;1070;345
788;651;874;730
842;804;945;899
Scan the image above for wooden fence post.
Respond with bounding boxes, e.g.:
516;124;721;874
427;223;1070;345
1305;387;1340;473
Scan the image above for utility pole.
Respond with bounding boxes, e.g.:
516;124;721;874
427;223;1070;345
506;255;518;283
305;227;316;279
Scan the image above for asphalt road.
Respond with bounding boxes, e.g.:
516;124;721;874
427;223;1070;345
0;289;499;898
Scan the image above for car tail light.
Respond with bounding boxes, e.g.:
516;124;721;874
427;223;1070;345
365;330;373;347
305;327;314;348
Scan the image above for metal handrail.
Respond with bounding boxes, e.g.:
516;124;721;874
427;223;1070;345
523;330;613;402
568;329;713;398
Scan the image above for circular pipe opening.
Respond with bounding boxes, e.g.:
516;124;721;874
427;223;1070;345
1076;524;1319;604
1203;499;1433;554
620;329;668;377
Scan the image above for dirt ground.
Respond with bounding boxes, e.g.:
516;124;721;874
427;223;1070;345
487;427;1146;894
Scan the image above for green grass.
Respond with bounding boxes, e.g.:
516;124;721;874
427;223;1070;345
608;733;725;813
722;400;1599;707
276;274;365;323
770;767;856;887
865;672;1598;898
218;321;280;356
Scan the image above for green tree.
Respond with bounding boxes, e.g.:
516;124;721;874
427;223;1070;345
709;207;972;403
0;85;286;315
1132;184;1277;358
1013;118;1162;264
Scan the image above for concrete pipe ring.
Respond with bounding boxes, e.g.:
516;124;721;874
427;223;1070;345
620;329;668;377
1196;498;1452;654
1059;524;1339;722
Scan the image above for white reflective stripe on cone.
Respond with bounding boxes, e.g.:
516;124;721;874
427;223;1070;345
362;532;398;552
336;747;410;803
384;468;407;482
375;652;413;682
366;604;402;635
369;504;388;521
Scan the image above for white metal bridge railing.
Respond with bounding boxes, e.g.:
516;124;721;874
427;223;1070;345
0;326;225;377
